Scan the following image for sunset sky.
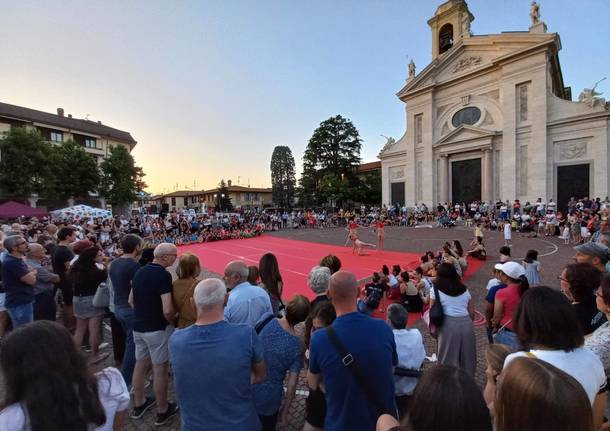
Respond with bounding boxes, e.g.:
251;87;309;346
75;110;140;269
2;0;609;194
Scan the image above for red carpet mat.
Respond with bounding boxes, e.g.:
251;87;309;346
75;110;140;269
179;235;486;302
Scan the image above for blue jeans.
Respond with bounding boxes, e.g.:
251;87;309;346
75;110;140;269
114;305;136;387
7;302;34;328
494;328;519;349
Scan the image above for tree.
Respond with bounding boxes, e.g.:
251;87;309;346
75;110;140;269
99;145;146;210
49;140;100;200
216;179;234;211
299;115;362;207
357;170;382;205
0;127;54;198
270;146;296;209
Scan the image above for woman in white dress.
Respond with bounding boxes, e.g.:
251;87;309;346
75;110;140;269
0;321;130;431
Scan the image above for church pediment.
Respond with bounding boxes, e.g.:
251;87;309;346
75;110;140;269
397;33;558;101
433;125;498;148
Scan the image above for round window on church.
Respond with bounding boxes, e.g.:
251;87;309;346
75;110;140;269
452;107;481;127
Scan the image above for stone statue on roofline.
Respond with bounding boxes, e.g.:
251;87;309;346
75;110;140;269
579;78;609;110
408;60;416;80
380;135;397;153
530;1;540;26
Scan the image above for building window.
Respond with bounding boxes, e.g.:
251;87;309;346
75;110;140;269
452;107;481;127
415;114;423;145
171;197;176;206
518;83;529;122
84;137;97;149
50;131;63;143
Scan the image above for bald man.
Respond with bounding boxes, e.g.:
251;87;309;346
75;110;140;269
223;260;272;327
26;243;59;321
307;270;397;431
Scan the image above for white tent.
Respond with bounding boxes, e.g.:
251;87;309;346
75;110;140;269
50;204;112;220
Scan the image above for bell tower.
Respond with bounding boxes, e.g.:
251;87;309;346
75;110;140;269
428;0;474;60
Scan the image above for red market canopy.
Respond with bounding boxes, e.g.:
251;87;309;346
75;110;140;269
0;201;48;219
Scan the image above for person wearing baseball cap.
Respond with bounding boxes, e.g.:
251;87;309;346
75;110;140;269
491;261;530;348
574;242;610;273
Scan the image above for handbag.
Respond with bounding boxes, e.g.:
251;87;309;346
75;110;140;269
92;281;110;308
428;283;444;339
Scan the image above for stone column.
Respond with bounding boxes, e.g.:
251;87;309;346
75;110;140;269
482;149;493;202
439;155;449;204
99;197;106;209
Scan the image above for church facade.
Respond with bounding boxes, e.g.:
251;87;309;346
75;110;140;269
379;0;610;212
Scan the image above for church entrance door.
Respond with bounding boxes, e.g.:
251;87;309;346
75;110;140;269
451;158;481;204
557;164;589;212
391;182;405;207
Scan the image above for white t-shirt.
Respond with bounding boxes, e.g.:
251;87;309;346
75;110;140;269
0;367;129;431
504;348;607;404
486;277;501;291
393;328;426;396
388;274;399;287
430;288;471;317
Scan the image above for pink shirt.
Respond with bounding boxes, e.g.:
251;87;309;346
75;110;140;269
495;283;521;330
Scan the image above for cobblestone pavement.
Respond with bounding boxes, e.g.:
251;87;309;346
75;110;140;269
1;225;574;430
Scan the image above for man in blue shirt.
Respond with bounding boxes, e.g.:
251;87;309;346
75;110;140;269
2;236;37;328
308;270;397;431
223;260;272;326
170;278;266;431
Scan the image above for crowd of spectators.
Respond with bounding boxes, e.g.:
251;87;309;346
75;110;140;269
1;195;610;430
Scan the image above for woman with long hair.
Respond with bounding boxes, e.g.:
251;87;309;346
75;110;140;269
496;357;593;431
559;262;601;335
303;302;336;431
172;253;201;328
430;263;476;376
259;253;284;316
0;321;129;431
505;286;607;430
376;365;492;431
69;246;108;363
492;261;530;348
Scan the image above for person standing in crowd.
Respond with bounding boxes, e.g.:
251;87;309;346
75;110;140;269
574;242;610;273
259;253;284;316
376;365;492;431
253;295;310;430
386;303;425;418
319;254;341;274
492;261;530;348
130;242;179;426
223;260;272;326
52;226;77;329
505;286;607;430
109;233;142;389
2;235;36;328
303;301;336;431
482;344;513;414
484;264;507;344
0;321;130;431
430;263;476;376
25;243;58;321
69;246;109;364
170;278;266;431
308;271;397;431
495;358;593;431
308;265;331;310
0;236;9;338
172;253;201;328
559;262;601;335
522;249;542;286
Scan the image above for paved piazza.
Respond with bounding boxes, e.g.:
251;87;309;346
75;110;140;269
1;225;571;431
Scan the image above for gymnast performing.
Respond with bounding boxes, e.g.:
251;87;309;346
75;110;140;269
345;217;376;255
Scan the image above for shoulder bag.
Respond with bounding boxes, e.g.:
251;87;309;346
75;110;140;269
325;326;392;417
92;280;110;308
428;283;444;339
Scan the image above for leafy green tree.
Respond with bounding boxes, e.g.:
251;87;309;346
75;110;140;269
99;145;146;209
270;146;296;209
216;179;234;211
0;127;54;197
299;115;362;207
49;140;100;200
357;170;382;205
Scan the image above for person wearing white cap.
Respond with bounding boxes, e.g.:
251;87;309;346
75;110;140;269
491;261;530;348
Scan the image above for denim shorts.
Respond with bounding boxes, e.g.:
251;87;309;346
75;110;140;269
73;295;106;319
